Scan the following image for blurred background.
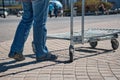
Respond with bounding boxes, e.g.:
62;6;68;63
0;0;120;18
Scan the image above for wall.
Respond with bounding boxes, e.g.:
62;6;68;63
108;0;120;9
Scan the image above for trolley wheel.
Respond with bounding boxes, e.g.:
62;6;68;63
111;39;119;50
89;41;98;48
69;45;74;62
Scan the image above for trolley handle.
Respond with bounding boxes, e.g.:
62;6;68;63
70;0;74;45
70;0;85;44
81;0;85;43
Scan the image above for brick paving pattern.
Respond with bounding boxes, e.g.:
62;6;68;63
0;15;120;80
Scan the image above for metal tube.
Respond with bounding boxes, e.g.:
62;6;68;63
70;0;74;45
2;0;5;18
81;0;85;43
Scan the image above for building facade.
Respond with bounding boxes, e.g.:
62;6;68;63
0;0;21;6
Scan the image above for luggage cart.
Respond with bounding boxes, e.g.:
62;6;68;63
47;0;120;62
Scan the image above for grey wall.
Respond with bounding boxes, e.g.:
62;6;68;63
107;0;120;8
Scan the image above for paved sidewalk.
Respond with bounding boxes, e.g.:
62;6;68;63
0;15;120;80
0;35;120;80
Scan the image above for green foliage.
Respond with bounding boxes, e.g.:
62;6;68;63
74;0;112;13
100;2;113;10
63;9;71;16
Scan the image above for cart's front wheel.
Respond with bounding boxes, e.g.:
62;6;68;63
89;41;98;48
111;39;119;50
69;45;74;62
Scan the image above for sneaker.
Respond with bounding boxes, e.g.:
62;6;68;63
14;54;25;61
36;53;57;62
9;53;25;61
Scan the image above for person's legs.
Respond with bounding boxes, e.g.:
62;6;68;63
54;9;58;18
49;11;52;18
32;0;49;58
8;1;33;58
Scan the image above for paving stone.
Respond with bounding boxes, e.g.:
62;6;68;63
50;78;63;80
24;77;37;80
51;70;63;74
11;77;24;80
104;77;118;80
0;15;120;80
0;76;11;80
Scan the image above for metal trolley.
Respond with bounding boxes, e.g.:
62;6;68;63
47;0;120;62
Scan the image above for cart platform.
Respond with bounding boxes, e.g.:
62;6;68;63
47;28;120;44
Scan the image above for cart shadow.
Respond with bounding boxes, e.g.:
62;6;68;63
0;47;115;77
74;47;114;60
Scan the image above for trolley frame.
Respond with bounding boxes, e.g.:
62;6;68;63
47;0;120;62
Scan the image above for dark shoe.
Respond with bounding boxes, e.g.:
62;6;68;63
8;54;14;58
9;53;25;61
36;53;57;62
32;42;36;53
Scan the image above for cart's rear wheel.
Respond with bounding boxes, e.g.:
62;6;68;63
69;45;74;62
89;41;98;48
111;39;119;50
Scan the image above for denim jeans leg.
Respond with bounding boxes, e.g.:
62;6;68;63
32;0;49;58
9;2;33;57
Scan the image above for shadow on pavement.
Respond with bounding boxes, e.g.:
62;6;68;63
0;53;70;77
74;47;114;60
0;47;114;77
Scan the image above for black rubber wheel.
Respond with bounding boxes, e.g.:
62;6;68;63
111;39;119;50
69;45;74;62
89;41;98;48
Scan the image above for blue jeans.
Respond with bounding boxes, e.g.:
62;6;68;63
9;0;49;58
